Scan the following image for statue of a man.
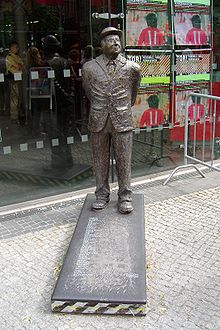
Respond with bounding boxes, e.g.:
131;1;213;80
82;27;141;213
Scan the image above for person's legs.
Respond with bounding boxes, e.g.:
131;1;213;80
17;81;23;118
41;100;72;168
53;103;73;168
10;81;19;120
31;99;42;136
0;87;5;115
4;79;10;116
112;129;133;213
90;119;111;209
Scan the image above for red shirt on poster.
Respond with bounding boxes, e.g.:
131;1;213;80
185;28;207;45
139;108;165;127
138;27;164;46
188;103;205;120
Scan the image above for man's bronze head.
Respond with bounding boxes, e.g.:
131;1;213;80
100;27;122;59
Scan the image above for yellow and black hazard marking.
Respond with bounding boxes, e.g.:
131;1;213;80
51;300;146;316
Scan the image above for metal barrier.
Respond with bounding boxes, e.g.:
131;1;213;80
164;92;220;185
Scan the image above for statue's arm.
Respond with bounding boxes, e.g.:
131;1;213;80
131;64;141;107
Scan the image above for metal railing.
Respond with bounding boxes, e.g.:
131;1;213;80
164;92;220;185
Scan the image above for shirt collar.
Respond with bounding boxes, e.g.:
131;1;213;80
103;55;119;66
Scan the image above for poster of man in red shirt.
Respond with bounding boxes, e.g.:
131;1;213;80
174;11;210;46
139;95;165;128
138;13;164;46
185;15;207;45
188;93;205;120
132;88;169;128
175;87;208;123
126;9;168;47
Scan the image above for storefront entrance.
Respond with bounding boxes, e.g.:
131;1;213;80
0;0;219;206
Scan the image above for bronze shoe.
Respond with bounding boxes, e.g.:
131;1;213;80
92;198;109;211
118;201;134;214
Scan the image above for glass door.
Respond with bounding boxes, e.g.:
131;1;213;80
0;0;95;206
90;0;125;50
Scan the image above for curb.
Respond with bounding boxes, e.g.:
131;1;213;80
0;161;219;216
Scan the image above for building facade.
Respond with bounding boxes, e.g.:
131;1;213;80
0;0;219;206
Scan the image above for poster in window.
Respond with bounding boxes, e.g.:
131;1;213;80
126;52;171;85
126;5;169;47
174;10;211;46
127;0;168;5
132;86;170;128
175;83;209;123
176;52;211;82
174;0;210;6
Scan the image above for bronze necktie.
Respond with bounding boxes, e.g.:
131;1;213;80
107;60;116;75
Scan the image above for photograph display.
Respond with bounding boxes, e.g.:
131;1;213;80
132;87;170;128
127;0;168;5
176;52;211;82
175;84;209;122
174;0;210;6
126;53;171;85
174;11;211;45
126;8;169;47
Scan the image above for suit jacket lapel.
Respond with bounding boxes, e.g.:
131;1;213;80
95;54;127;77
115;54;127;74
95;55;108;76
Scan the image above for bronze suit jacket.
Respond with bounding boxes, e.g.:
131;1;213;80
82;54;141;133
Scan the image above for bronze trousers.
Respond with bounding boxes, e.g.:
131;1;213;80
91;116;132;202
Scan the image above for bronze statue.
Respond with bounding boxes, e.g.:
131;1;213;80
82;27;141;213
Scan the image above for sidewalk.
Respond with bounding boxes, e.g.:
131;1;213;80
0;168;220;330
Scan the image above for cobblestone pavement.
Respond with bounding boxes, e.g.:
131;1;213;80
1;171;220;329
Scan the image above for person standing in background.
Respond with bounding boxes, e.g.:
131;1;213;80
6;41;24;123
26;46;44;137
0;48;10;116
80;45;94;66
41;35;74;169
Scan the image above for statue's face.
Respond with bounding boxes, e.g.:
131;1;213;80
102;34;121;57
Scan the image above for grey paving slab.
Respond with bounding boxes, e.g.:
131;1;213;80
0;170;220;329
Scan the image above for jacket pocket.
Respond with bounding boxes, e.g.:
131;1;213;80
91;106;103;112
115;105;129;111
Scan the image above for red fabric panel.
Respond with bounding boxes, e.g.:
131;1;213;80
91;0;104;6
35;0;64;5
